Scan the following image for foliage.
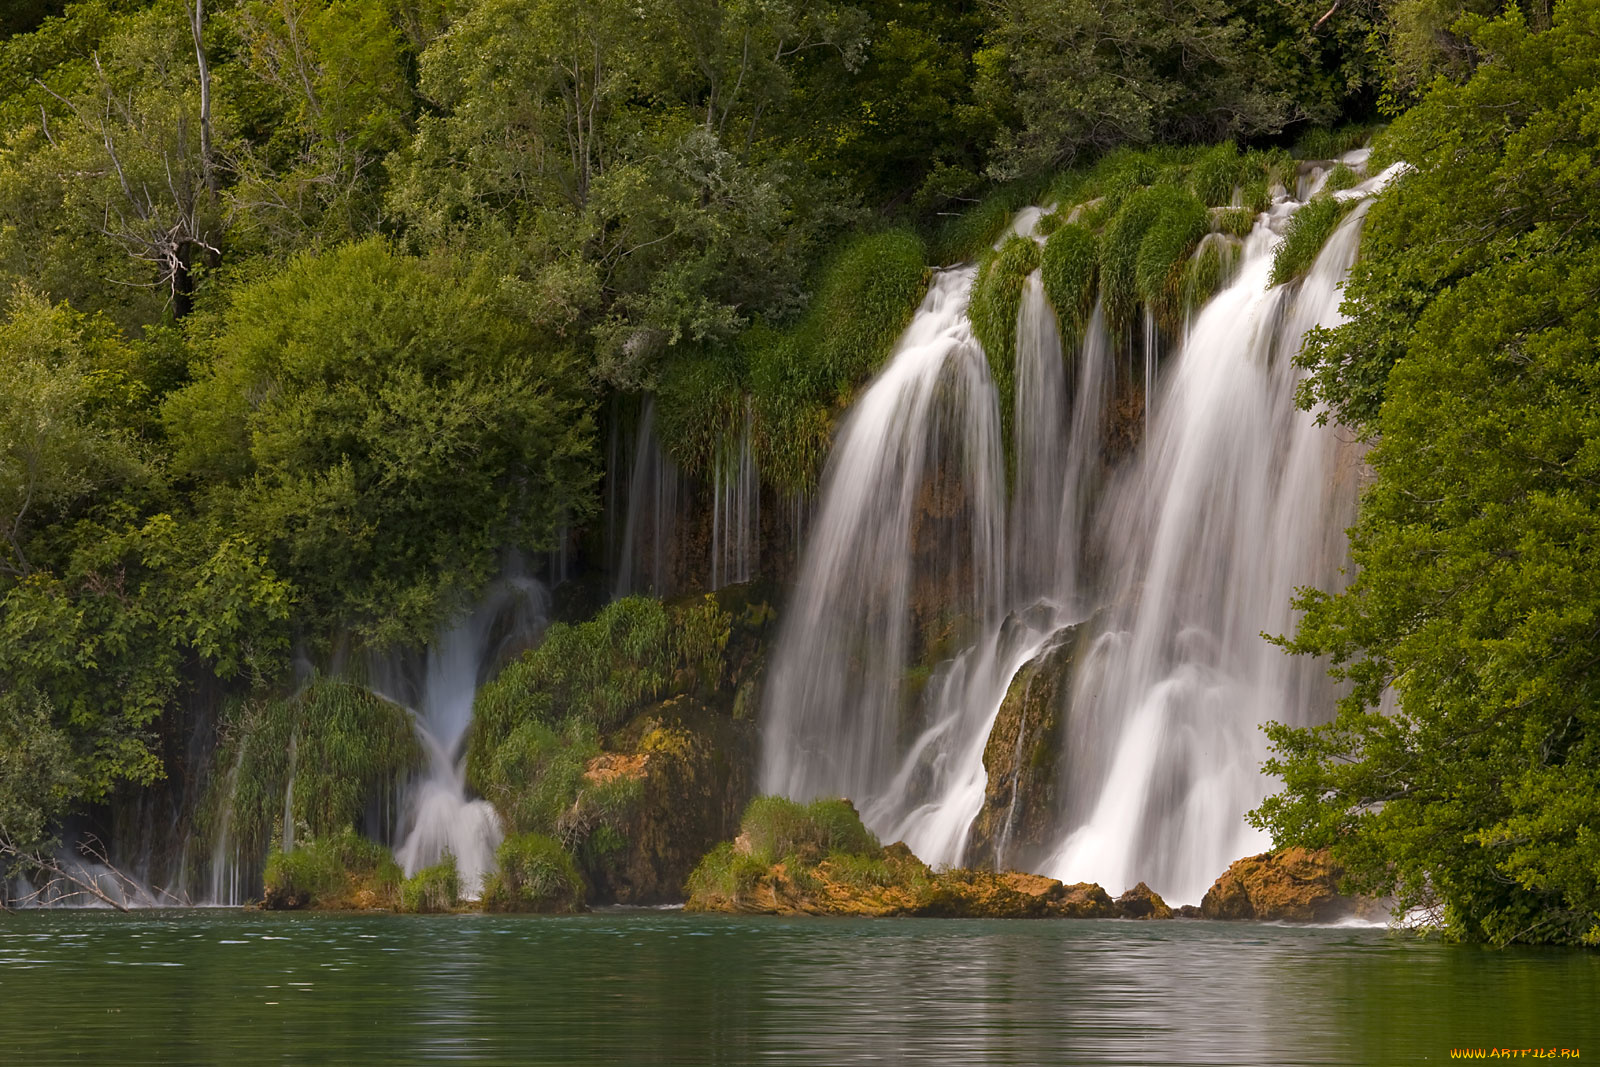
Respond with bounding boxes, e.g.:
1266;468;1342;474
979;0;1378;178
1296;0;1600;431
1323;162;1360;193
1291;122;1378;160
0;688;78;851
165;238;597;646
206;679;421;862
481;832;584;912
400;853;460;913
1268;195;1349;288
737;795;880;865
1189;142;1245;206
1039;223;1097;336
1099;185;1205;330
263;827;402;909
468;594;731;831
968;235;1040;457
1259;2;1600;946
746;229;928;492
1134;191;1208;329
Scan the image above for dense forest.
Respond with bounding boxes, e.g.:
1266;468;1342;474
0;0;1595;946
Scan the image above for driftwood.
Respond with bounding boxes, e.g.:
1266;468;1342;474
0;833;190;911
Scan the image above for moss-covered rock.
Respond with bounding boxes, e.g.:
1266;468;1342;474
966;625;1083;871
1200;847;1362;921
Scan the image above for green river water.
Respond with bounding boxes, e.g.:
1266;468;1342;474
0;909;1594;1065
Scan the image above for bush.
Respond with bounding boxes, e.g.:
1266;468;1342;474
481;833;585;912
1040;223;1097;336
480;718;599;835
738;795;880;865
1181;240;1234;316
655;347;745;474
400;853;459;913
685;841;771;902
262;828;402;909
1269;195;1350;288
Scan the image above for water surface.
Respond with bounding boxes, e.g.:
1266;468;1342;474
1;910;1594;1064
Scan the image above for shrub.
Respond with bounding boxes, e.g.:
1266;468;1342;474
655;347;745;474
400;853;459;913
262;828;402;909
1040;224;1098;337
738;795;880;865
481;833;584;912
1269;196;1350;288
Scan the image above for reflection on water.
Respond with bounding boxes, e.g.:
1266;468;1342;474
0;911;1595;1065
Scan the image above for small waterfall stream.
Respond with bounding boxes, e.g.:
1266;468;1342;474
763;162;1399;901
381;574;549;898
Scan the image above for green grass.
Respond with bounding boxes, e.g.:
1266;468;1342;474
1134;190;1208;330
968;235;1042;462
1269;195;1352;288
1039;223;1097;336
686;840;771;901
738;795;880;865
1292;122;1379;160
1215;207;1257;238
1323;162;1360;193
205;679;421;865
1181;239;1233;315
747;229;928;492
400;853;459;913
481;833;584;913
1189;143;1244;207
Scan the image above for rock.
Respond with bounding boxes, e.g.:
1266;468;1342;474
966;626;1082;870
1116;881;1173;919
1200;848;1356;922
1175;904;1203;919
577;700;755;906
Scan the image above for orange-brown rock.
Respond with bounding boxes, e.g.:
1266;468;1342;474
1200;848;1354;922
1115;881;1173;919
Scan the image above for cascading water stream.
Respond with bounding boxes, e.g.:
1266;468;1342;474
759;267;1008;831
763;160;1401;897
384;574;548;898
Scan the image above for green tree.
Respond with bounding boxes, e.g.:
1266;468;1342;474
165;237;597;645
1258;0;1600;946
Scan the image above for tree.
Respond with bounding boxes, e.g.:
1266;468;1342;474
165;238;598;646
1258;0;1600;946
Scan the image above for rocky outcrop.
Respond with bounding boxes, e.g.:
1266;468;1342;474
577;699;755;905
966;622;1081;870
1116;881;1173;919
1200;848;1356;922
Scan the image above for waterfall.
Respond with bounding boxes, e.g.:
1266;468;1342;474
614;399;683;598
759;267;1008;826
762;163;1400;898
385;573;548;898
710;398;760;589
